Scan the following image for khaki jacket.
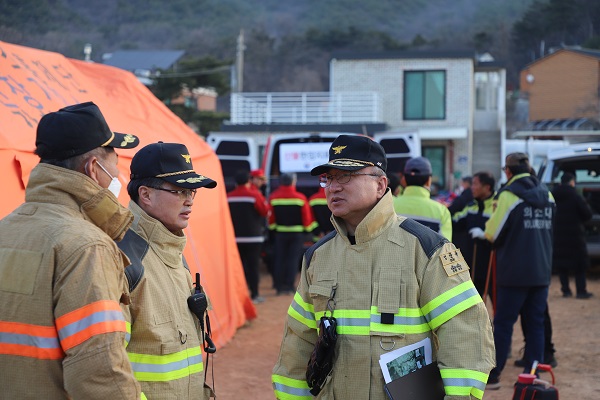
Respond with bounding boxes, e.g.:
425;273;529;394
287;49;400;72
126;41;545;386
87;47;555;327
273;191;495;400
122;201;208;399
0;164;141;399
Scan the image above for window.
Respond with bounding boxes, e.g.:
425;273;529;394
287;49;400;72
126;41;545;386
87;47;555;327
475;71;499;111
404;70;445;120
422;146;446;188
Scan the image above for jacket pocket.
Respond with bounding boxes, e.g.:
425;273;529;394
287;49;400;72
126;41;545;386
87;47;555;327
0;249;42;295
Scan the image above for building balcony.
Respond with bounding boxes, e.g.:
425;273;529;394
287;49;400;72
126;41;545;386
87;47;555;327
230;92;380;125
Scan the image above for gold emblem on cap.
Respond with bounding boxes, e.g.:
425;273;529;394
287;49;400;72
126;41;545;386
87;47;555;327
181;154;192;163
120;134;136;147
176;176;207;184
329;158;373;167
332;145;347;154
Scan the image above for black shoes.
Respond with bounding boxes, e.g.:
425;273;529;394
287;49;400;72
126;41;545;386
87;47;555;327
576;292;593;299
486;375;500;390
562;291;572;298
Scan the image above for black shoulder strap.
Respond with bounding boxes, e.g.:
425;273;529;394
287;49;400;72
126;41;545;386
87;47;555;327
304;230;337;268
117;229;150;292
399;218;447;259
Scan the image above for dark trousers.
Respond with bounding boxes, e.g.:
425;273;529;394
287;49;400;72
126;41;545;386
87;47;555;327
273;232;304;293
490;285;549;380
557;260;588;295
237;242;263;299
520;304;555;361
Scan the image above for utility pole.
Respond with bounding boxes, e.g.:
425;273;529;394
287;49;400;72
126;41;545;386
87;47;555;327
235;30;245;93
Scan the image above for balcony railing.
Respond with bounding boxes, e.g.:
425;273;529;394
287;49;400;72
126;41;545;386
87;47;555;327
230;92;380;124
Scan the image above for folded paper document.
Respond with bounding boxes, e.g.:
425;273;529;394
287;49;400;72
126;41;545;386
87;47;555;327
379;338;444;400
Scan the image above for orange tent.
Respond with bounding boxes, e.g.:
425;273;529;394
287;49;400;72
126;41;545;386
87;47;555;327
0;41;256;347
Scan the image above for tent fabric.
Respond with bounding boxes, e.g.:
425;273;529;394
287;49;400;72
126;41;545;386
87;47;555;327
0;41;256;347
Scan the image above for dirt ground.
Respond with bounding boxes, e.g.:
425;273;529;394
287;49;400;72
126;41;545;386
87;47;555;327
209;271;600;399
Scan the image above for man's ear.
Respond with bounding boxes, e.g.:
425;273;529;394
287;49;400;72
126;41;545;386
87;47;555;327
377;175;388;198
83;156;101;185
138;186;153;207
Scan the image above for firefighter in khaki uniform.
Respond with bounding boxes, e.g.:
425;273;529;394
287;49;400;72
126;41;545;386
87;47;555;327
119;142;217;399
0;102;143;399
272;135;495;399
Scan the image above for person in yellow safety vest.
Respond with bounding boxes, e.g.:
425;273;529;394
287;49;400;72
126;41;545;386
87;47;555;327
393;156;453;240
272;134;495;400
0;102;144;399
451;171;496;301
119;142;217;399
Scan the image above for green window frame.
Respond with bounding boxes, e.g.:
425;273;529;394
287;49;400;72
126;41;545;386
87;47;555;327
404;70;446;120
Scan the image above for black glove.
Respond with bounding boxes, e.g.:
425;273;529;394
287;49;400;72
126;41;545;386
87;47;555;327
306;316;338;396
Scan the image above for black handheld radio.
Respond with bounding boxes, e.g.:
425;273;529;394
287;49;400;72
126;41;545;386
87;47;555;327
187;273;216;353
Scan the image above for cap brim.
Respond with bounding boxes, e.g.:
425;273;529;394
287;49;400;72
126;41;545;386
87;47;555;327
162;172;217;189
310;160;370;176
105;132;140;149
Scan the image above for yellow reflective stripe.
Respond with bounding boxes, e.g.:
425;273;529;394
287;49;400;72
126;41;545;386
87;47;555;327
309;198;327;206
140;392;148;400
421;281;482;329
440;369;488;399
272;374;312;399
124;321;131;347
314;308;432;335
273;225;305;232
128;347;203;382
369;306;431;334
305;221;318;231
271;199;306;206
288;293;316;329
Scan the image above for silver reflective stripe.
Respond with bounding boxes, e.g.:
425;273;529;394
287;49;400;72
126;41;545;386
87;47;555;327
443;377;486;391
58;310;124;340
290;300;314;321
131;353;203;373
0;332;60;348
273;382;312;397
423;287;479;323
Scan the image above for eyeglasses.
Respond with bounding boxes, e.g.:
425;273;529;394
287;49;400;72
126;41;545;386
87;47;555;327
319;172;383;188
501;166;507;171
149;186;197;200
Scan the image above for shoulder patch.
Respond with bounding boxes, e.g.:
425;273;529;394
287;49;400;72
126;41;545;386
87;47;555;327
439;248;469;276
399;218;447;259
304;230;337;268
117;229;150;292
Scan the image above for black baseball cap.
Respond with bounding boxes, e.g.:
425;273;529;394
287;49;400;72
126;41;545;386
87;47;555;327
130;142;217;189
310;135;387;176
35;101;140;160
404;157;432;176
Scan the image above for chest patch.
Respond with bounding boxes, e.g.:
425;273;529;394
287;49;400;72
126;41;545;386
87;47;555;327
439;249;469;276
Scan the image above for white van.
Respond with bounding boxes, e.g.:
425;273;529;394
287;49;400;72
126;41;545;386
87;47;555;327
262;132;420;198
205;133;261;192
207;131;420;197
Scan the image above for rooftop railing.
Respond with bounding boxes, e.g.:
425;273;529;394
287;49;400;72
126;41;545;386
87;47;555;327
230;92;380;124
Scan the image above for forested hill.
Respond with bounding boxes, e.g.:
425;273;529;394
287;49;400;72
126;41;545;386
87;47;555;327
2;0;599;91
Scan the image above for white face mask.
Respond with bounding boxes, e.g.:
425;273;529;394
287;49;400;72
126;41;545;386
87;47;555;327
94;160;123;198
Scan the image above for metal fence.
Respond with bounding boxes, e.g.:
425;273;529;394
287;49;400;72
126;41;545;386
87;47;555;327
230;92;380;124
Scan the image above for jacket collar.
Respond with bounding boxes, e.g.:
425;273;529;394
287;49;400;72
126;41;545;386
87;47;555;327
402;185;431;198
128;200;187;268
25;163;133;241
332;190;396;244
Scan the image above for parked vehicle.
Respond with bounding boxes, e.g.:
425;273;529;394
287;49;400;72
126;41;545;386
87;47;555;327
206;133;260;192
208;131;421;198
538;143;600;259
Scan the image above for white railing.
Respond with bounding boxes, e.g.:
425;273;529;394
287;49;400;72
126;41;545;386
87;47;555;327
230;92;380;124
